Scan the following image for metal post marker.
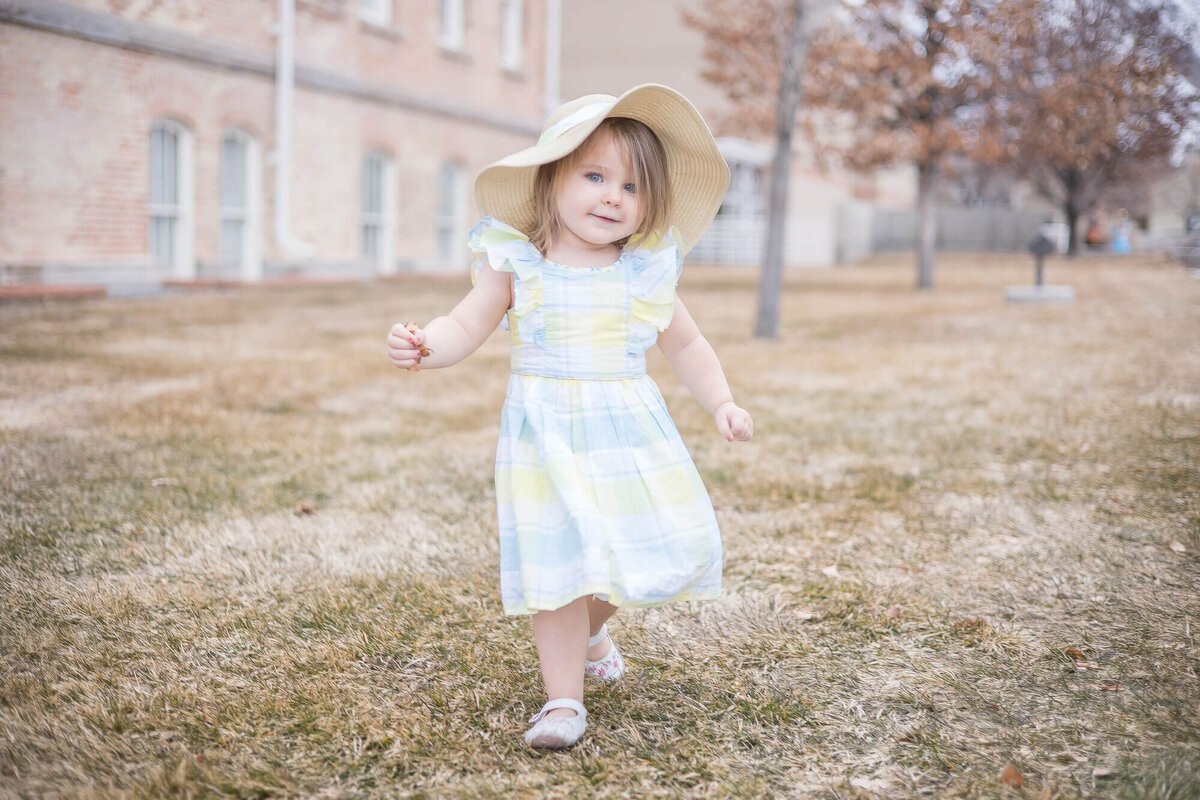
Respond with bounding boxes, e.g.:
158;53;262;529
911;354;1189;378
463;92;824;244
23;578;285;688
1005;235;1075;304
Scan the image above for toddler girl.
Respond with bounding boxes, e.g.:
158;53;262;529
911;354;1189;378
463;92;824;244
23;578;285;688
386;84;753;749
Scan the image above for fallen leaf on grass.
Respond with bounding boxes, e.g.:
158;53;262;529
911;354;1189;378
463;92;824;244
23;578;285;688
295;503;315;515
1096;683;1124;691
884;605;902;619
1063;647;1087;659
1169;539;1186;553
954;618;990;634
1000;763;1024;787
820;564;840;578
1093;766;1119;779
150;477;179;488
1073;660;1102;671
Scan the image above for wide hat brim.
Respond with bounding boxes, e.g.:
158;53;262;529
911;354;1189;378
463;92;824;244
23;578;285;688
474;84;730;256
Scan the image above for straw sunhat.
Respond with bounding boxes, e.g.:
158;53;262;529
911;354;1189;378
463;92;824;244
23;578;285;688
474;84;730;255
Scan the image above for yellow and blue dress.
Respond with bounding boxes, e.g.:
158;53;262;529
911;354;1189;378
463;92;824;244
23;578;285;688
469;217;722;616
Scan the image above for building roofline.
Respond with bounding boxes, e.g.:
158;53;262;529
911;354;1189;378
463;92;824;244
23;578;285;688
0;0;542;136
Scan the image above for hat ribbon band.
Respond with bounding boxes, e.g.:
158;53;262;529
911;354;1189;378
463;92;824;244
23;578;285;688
536;102;613;146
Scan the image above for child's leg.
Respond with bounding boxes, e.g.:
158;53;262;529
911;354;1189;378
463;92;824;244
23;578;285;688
585;595;619;660
531;596;589;720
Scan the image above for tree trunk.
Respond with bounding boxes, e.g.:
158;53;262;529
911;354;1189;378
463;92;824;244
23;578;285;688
1064;202;1080;257
755;0;808;339
1063;169;1081;257
915;160;937;290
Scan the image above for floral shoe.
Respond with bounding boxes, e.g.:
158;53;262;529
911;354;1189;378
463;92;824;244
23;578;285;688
524;698;587;749
585;624;625;682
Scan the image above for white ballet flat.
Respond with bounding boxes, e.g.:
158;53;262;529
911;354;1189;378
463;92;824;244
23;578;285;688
584;624;625;682
524;698;587;749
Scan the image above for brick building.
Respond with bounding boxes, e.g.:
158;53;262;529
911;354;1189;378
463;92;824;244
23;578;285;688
0;0;557;292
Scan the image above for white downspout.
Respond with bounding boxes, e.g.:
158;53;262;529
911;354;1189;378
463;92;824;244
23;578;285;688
272;0;313;260
544;0;561;117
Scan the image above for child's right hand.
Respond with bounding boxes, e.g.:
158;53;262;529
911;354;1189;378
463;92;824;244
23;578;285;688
386;322;429;372
713;401;754;443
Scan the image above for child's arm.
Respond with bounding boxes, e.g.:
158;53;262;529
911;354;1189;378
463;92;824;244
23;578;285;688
657;298;754;442
386;259;511;371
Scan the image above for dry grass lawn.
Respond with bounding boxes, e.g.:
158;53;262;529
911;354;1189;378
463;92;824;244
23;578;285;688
1;253;1198;799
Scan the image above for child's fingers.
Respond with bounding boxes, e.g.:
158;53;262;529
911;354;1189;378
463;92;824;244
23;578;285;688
386;334;423;367
388;324;421;346
731;413;754;441
387;350;421;370
387;345;420;362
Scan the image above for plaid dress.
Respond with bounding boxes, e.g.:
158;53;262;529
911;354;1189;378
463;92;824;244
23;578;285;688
469;217;723;616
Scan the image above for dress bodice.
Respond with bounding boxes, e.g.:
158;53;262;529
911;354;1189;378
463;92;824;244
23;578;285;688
468;217;683;380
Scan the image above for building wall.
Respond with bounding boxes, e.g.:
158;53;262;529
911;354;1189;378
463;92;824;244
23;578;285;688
1147;152;1200;241
0;0;547;286
558;1;729;122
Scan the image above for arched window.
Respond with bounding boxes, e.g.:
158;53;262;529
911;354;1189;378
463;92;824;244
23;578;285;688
362;151;396;273
436;161;464;267
219;129;263;280
440;0;464;50
501;0;524;71
360;0;393;26
148;119;195;279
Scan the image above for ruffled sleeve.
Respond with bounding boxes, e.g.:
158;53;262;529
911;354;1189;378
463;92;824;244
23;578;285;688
467;217;544;340
626;227;683;354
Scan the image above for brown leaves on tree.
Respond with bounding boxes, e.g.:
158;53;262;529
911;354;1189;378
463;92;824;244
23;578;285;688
684;0;1007;169
801;0;1007;173
680;0;793;137
990;0;1197;254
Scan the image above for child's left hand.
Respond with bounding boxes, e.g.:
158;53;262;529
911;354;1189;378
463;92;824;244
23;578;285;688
713;401;753;442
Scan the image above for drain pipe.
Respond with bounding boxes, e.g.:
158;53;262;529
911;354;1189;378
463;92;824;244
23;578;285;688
272;0;313;260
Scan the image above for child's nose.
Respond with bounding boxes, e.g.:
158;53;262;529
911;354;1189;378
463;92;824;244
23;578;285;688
602;185;622;205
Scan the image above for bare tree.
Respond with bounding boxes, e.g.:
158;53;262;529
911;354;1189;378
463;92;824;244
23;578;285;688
993;0;1198;255
684;0;810;339
688;0;1010;294
939;156;1020;208
802;0;1007;289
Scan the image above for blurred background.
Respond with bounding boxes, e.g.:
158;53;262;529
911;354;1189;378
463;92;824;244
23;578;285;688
1;0;1197;297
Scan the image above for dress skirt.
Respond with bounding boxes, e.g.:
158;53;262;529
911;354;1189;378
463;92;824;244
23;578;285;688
495;373;722;615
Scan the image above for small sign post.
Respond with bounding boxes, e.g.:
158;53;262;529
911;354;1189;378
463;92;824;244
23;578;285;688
1030;235;1053;287
1005;234;1075;304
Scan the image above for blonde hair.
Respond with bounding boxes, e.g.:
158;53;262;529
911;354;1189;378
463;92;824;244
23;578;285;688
527;117;671;254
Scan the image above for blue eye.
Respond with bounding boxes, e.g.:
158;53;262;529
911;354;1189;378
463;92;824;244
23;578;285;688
585;172;602;183
624;183;636;194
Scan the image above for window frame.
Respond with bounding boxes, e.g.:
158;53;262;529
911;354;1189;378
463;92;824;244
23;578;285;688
362;151;397;273
148;119;195;280
436;160;465;268
500;0;523;71
218;128;263;281
439;0;464;50
359;0;393;27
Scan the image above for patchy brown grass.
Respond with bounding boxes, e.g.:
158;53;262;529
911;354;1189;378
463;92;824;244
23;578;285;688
1;252;1198;799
